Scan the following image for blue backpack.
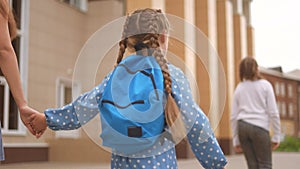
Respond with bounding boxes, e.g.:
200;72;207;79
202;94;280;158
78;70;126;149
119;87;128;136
98;55;166;154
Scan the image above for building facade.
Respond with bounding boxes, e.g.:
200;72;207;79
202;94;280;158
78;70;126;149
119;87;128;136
1;0;255;164
260;68;300;138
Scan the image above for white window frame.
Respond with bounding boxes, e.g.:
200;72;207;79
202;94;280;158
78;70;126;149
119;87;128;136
55;77;81;139
1;0;29;136
59;0;88;12
0;77;10;133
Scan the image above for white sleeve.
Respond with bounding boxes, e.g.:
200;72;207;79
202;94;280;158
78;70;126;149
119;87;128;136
230;89;240;146
266;82;281;143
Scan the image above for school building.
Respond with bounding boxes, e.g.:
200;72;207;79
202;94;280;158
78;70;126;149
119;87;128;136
2;0;295;164
260;68;300;138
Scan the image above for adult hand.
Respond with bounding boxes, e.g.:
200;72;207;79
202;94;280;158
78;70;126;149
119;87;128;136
19;105;39;136
29;112;47;138
19;106;46;138
234;145;243;153
272;142;280;151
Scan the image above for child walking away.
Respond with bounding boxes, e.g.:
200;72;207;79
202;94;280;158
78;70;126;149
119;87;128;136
30;8;227;169
231;57;281;169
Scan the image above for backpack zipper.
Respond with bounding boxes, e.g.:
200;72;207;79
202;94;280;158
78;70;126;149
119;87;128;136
102;100;145;109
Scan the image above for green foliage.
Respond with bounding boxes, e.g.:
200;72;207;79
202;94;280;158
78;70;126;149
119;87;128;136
276;136;300;152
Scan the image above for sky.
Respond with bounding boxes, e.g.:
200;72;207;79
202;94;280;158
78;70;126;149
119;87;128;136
251;0;300;72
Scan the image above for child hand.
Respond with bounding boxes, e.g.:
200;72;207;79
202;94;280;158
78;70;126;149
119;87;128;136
272;142;280;150
234;145;243;153
29;113;47;138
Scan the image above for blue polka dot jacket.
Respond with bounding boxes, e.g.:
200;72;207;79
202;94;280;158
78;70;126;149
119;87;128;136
44;64;227;169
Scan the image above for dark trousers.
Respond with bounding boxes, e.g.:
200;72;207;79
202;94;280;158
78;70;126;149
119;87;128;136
238;120;272;169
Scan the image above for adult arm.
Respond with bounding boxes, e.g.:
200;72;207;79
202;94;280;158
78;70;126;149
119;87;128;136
0;0;27;111
0;0;37;135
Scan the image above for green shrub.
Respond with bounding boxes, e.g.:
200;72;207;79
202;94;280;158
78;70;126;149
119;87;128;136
276;136;300;152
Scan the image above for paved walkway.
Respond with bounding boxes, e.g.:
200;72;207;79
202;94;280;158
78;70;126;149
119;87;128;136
0;152;299;169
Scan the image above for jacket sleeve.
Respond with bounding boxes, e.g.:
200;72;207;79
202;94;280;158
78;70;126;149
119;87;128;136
44;76;110;131
169;65;227;169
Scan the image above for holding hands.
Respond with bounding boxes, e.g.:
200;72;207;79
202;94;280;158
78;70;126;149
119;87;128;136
19;106;47;138
29;112;47;138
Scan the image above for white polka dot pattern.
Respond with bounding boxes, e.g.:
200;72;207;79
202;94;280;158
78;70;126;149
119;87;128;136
44;64;227;169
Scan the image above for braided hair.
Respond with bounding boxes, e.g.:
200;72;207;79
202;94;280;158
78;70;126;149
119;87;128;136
116;8;186;142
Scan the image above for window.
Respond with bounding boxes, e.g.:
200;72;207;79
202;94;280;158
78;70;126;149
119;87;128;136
277;101;282;117
281;102;286;117
0;77;9;130
287;84;293;98
55;78;81;139
275;82;280;96
280;82;286;97
60;0;88;12
288;103;294;118
0;77;19;131
0;0;29;135
278;101;287;118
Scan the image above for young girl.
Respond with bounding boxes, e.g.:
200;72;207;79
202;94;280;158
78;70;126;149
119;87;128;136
231;57;281;169
31;8;227;169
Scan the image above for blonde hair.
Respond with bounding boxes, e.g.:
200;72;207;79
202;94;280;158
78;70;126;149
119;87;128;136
117;8;185;142
0;0;17;40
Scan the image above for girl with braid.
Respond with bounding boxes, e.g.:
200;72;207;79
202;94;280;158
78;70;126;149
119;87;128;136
30;8;227;169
